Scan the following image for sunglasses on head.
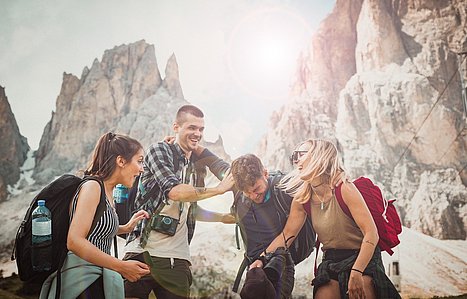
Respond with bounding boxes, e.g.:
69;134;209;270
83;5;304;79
289;150;308;164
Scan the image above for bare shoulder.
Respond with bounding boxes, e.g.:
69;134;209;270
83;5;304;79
340;179;363;204
81;179;101;192
76;180;101;204
340;178;357;193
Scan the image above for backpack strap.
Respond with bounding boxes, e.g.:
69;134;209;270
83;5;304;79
84;177;107;235
232;255;249;293
334;181;352;218
235;223;241;250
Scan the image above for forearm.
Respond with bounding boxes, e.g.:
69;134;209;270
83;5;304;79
352;232;379;272
263;201;306;254
68;237;123;273
264;234;289;254
118;224;130;235
196;208;225;222
168;184;224;202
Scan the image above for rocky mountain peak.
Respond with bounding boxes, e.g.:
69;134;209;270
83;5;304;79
0;86;29;201
162;53;184;99
33;41;187;184
258;0;467;240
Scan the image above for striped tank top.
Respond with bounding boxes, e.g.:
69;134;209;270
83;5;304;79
70;183;119;255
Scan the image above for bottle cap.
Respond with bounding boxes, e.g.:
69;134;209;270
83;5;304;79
38;199;45;206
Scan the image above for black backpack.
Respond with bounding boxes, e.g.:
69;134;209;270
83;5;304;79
231;171;316;292
11;174;107;295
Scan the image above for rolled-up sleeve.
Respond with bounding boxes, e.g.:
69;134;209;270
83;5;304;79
194;148;230;180
144;142;181;203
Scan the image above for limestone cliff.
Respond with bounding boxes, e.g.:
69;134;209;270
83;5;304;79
0;86;29;201
258;0;467;239
33;40;187;184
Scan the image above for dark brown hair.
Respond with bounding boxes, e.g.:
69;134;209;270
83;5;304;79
175;104;204;124
230;154;265;191
84;132;143;180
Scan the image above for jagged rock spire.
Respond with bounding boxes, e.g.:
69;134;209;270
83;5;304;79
0;86;29;200
163;53;184;99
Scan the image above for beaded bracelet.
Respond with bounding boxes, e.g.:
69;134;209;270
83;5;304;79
351;268;364;274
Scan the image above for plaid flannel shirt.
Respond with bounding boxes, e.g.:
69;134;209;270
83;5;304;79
130;141;229;245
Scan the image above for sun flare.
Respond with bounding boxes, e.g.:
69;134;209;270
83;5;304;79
227;7;312;101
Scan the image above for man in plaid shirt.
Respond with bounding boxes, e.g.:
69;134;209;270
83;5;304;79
123;105;235;299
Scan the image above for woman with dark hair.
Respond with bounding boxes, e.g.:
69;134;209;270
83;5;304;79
40;132;150;299
254;139;400;299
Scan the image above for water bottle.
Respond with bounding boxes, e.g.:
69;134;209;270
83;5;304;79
31;199;52;271
113;184;129;204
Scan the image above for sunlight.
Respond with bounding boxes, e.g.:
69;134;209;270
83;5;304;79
227;7;312;102
257;38;288;70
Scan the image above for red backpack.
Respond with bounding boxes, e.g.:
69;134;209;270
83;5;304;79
335;177;402;255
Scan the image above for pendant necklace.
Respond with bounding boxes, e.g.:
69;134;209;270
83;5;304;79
311;181;327;210
313;191;326;210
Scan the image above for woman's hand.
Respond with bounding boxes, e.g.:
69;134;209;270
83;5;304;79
118;260;150;282
120;210;149;234
348;270;365;298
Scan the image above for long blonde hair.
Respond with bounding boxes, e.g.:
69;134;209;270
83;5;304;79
284;139;346;204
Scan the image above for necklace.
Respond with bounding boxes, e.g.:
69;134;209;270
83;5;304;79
312;189;332;210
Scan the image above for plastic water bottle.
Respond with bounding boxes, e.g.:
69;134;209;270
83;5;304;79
113;184;129;204
31;199;52;271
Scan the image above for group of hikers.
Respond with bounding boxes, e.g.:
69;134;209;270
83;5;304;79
38;104;401;299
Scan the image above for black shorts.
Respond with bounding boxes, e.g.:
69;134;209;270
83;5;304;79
123;252;192;299
323;249;360;280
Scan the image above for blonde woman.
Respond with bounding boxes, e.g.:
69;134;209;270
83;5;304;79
253;139;399;299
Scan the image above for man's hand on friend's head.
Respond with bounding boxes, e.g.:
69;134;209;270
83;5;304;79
216;173;235;194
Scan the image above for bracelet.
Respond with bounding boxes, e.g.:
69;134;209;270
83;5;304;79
257;255;268;265
351;268;364;274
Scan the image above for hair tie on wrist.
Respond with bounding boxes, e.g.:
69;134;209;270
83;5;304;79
351;268;364;274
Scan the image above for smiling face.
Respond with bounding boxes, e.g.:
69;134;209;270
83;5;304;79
174;113;205;154
294;141;311;171
119;148;144;188
242;174;269;204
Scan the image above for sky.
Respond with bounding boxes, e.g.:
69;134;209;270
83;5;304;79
0;0;334;157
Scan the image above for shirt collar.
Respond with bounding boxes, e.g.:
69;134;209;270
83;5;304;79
174;143;190;166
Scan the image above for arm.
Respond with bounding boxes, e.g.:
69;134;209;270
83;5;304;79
118;210;150;235
250;199;307;268
67;181;150;282
146;142;234;203
195;205;236;224
193;145;230;180
341;181;379;296
168;173;234;202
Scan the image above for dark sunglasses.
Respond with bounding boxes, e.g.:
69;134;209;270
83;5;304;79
289;150;308;164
